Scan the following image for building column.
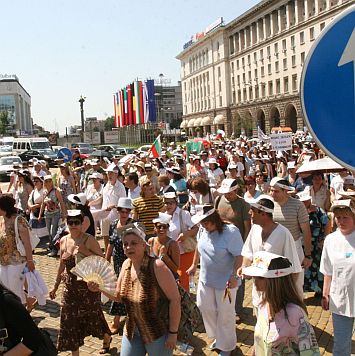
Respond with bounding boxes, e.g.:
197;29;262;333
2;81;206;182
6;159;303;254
304;0;309;20
269;14;273;37
255;21;260;43
286;3;291;29
244;28;247;49
277;8;282;33
294;0;299;25
314;0;319;16
280;116;286;127
263;16;267;38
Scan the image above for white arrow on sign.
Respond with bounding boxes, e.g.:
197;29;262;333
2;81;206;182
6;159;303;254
338;28;355;104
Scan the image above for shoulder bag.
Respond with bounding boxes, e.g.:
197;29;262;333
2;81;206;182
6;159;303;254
14;216;40;256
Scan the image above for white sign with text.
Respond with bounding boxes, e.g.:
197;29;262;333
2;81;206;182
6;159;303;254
270;133;292;151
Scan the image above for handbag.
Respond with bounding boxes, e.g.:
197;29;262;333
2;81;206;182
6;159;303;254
178;210;197;253
14;216;40;256
150;259;205;343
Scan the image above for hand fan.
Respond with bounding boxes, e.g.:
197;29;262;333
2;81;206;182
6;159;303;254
71;255;117;296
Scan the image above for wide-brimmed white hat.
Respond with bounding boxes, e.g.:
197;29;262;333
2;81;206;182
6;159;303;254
152;212;172;225
105;163;119;173
249;195;275;213
68;193;87;206
163;192;177;200
330;199;352;211
166;166;181;175
89;172;103;180
217;179;240;194
119;222;148;244
270;177;295;192
243;251;294;278
206;158;219;166
297;191;312;202
191;205;216;225
117;197;133;210
43;174;53;181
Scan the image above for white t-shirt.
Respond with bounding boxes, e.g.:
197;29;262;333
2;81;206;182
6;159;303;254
168;207;195;254
242;223;302;307
320;229;355;317
207;167;224;187
101;180;126;220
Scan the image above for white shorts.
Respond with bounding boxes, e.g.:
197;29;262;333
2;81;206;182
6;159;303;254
0;263;26;303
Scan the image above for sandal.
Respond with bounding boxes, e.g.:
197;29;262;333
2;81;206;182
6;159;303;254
99;336;112;354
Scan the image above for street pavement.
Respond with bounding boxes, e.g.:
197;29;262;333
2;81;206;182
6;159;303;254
30;240;354;356
0;180;352;355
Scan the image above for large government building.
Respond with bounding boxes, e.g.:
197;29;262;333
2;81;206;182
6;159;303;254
0;75;32;134
177;0;353;137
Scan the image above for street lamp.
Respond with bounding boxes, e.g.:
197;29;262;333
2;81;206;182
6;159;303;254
78;95;86;142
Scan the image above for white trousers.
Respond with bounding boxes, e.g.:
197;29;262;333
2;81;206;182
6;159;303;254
197;282;237;352
0;262;26;303
294;239;305;299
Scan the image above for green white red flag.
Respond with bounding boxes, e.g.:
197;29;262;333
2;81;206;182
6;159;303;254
151;135;161;158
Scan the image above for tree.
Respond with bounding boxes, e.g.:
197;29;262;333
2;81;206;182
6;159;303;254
0;111;9;135
104;116;115;131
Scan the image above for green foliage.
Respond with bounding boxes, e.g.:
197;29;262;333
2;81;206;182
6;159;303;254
0;111;9;135
104;116;115;131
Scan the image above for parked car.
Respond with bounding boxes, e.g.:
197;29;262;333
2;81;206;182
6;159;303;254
97;144;127;155
19;150;57;167
138;145;152;152
0;156;22;181
0;145;13;158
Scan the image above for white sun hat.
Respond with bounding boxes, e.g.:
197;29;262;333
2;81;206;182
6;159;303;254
191;205;216;225
68;193;87;206
152;212;172;225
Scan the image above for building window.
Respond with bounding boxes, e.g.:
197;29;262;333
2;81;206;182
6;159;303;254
255;85;259;99
243;88;247;101
268;63;272;75
218;67;221;77
237;75;240;85
249;87;253;101
320;22;326;31
276;79;281;94
300;31;305;44
247;55;251;66
275;61;279;73
261;66;265;77
242;57;245;68
238;90;242;102
291;35;295;49
242;73;246;83
282;39;287;52
253;52;257;63
267;46;271;59
284;77;289;93
301;52;305;65
236;60;239;70
310;27;315;41
229;36;235;54
248;71;252;81
292;55;296;67
283;58;288;70
274;42;279;54
254;68;258;78
268;81;273;96
261;84;266;98
292;74;298;91
219;96;222;107
259;49;264;61
232;90;236;104
218;81;222;92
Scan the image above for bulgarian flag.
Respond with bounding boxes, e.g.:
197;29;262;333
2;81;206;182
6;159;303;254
150;135;161;158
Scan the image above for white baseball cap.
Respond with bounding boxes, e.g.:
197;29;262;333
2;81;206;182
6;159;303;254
152;212;172;225
217;179;240;194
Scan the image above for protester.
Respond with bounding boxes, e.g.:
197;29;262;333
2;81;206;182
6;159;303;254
49;210;111;355
91;222;181;356
243;251;320;355
320;199;355;356
187;205;243;356
105;197;135;335
16;170;33;219
57;163;77;209
0;195;35;304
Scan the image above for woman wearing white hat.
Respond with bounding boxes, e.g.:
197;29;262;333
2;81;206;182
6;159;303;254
105;197;135;335
243;251;320;356
206;158;224;188
187;205;243;356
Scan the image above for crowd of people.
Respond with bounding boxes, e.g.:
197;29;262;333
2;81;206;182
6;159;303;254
0;133;353;356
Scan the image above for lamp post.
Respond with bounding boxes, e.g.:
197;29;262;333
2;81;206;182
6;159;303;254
78;95;86;142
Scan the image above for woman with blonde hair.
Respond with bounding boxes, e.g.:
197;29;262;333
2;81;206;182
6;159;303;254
243;251;320;356
57;163;77;210
89;223;181;356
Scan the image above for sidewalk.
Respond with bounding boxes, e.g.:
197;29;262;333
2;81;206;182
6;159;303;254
31;243;351;355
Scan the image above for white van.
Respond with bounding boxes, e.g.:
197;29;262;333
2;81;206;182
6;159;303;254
12;137;51;154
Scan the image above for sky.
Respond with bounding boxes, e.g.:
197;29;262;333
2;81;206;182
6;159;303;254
1;0;259;134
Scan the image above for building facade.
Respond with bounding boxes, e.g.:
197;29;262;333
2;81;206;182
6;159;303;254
177;0;353;137
0;75;32;134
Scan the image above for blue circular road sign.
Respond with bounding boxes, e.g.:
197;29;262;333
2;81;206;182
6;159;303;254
301;5;355;170
57;148;72;163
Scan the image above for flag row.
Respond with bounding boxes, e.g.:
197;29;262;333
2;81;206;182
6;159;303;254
113;79;157;127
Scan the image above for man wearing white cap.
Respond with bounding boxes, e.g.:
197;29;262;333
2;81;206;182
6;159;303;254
30;159;46;178
270;177;313;294
239;195;302;306
99;164;126;251
216;178;251;321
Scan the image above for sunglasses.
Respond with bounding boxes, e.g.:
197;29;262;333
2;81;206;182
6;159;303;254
67;220;81;226
155;224;168;230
